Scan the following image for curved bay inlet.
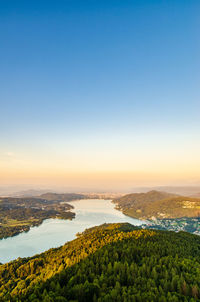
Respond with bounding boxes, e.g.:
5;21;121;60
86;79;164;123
0;199;143;263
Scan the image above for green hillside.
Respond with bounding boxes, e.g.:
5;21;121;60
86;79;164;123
113;190;200;219
1;223;200;301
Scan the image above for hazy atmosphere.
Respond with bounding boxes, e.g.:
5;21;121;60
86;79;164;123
1;2;200;301
1;0;200;191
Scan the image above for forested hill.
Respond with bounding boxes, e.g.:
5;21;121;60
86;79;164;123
39;193;86;202
113;190;200;219
1;223;200;301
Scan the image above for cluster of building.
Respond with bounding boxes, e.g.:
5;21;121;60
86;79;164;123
142;217;200;235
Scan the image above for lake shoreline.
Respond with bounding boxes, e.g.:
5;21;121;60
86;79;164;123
0;213;76;241
0;199;143;263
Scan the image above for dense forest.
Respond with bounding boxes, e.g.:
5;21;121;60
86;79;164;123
1;223;200;301
113;190;200;219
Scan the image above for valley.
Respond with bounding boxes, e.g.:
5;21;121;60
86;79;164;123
0;192;123;240
0;199;143;263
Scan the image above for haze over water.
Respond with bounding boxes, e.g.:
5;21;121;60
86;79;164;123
0;199;143;263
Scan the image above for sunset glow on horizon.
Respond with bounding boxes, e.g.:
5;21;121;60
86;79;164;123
0;1;200;191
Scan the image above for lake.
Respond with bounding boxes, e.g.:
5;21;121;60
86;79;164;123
0;199;144;263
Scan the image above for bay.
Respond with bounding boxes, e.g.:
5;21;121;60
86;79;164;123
0;199;144;263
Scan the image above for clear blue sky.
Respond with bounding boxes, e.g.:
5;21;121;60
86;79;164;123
0;0;200;189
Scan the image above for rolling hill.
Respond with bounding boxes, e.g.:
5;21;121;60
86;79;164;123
1;223;200;301
39;193;86;202
113;190;200;219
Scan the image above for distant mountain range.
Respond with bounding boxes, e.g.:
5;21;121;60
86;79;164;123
129;186;200;196
1;185;200;197
1;188;123;200
38;192;123;201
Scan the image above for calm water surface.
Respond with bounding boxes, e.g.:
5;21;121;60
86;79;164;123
0;199;143;263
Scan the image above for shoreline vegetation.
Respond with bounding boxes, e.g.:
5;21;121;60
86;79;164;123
112;190;200;235
0;211;76;240
0;195;78;240
1;190;200;240
0;193;121;240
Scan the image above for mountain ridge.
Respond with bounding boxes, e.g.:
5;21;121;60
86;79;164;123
1;223;200;301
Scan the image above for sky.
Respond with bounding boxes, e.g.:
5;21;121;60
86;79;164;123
0;0;200;191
